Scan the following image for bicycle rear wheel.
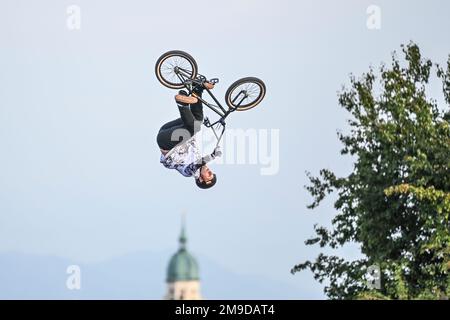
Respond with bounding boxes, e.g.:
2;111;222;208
225;77;266;111
155;50;198;89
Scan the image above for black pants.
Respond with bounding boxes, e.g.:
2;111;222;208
157;97;204;150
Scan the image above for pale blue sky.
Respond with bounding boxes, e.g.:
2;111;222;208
1;0;449;298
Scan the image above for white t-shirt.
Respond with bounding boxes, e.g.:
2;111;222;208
160;135;202;178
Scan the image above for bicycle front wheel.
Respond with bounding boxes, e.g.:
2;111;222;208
225;77;266;111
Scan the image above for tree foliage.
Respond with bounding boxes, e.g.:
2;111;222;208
292;43;450;300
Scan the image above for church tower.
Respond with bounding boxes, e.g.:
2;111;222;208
164;220;202;300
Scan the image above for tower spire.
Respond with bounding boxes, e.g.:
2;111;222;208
179;212;187;250
165;211;202;300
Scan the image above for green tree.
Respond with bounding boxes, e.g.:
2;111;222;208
292;43;450;300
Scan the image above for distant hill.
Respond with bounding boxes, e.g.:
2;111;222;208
0;252;313;299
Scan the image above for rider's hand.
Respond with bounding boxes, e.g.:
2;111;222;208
212;146;222;158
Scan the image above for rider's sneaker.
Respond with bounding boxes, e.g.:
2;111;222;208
175;90;198;105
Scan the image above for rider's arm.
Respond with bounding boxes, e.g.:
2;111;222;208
184;146;222;175
200;146;222;165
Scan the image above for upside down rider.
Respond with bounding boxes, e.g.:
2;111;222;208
157;81;221;189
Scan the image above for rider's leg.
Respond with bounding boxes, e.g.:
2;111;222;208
190;78;214;121
177;106;196;137
190;86;204;122
159;118;183;131
176;90;203;136
157;117;185;149
157;122;185;150
157;89;203;150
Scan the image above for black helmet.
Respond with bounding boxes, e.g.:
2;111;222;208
195;174;217;189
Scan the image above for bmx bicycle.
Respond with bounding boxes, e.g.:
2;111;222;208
155;50;266;146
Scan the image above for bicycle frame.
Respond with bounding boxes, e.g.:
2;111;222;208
174;68;245;146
